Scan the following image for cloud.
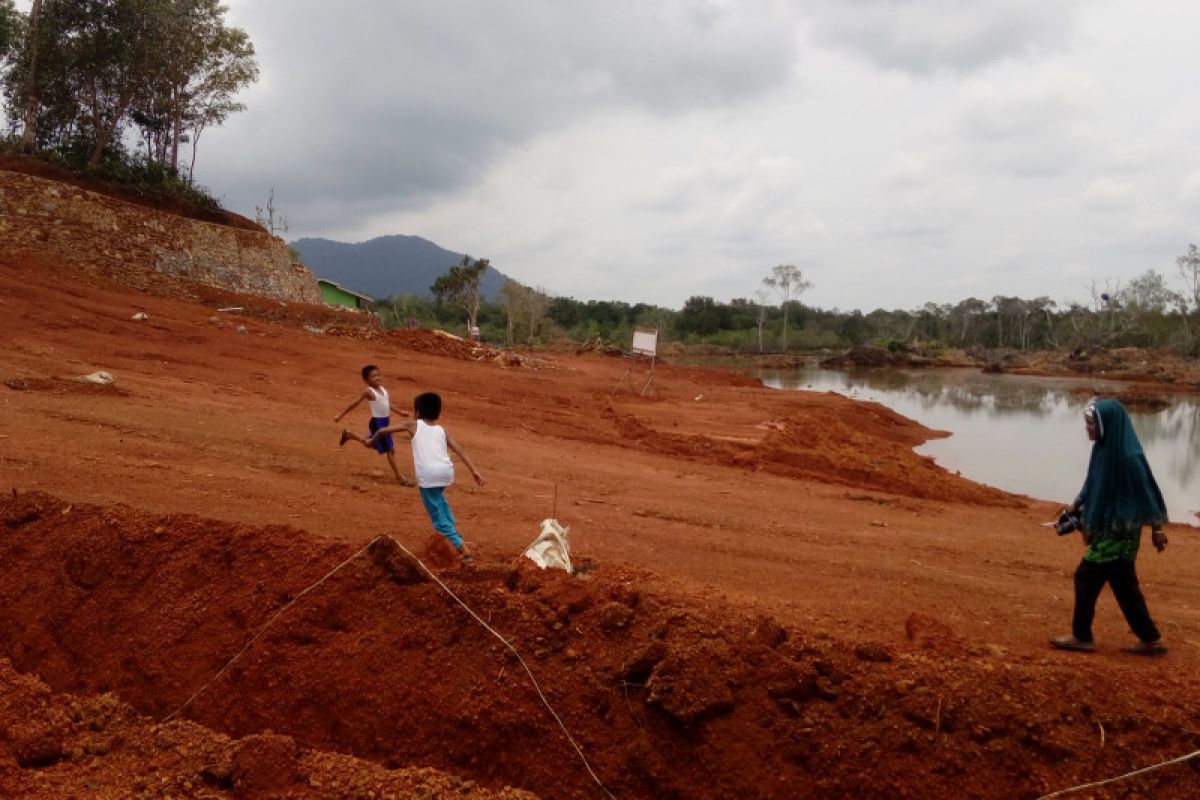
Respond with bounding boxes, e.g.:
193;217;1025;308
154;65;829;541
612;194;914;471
811;0;1081;75
204;0;804;224
1083;177;1137;211
181;2;1200;311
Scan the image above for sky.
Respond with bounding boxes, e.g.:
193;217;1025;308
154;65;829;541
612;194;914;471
19;1;1200;311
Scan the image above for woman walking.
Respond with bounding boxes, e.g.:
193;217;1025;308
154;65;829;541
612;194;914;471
1051;399;1170;655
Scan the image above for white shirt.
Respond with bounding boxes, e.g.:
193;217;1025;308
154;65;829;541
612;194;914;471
411;420;454;488
368;386;390;418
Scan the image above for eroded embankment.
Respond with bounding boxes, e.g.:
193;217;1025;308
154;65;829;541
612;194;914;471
2;492;1199;799
0;657;537;799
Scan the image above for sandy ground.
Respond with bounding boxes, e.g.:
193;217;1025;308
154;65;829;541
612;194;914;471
3;253;1200;798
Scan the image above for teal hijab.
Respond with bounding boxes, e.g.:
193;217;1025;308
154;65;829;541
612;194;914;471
1077;398;1168;534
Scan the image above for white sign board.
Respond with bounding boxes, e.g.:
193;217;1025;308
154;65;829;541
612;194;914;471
631;327;658;356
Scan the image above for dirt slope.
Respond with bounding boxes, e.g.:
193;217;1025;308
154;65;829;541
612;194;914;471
3;492;1199;799
2;253;1200;798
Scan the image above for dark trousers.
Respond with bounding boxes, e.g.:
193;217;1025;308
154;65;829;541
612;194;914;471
1072;558;1161;643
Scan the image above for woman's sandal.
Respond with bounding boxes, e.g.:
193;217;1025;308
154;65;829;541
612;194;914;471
1050;635;1095;652
1122;639;1167;656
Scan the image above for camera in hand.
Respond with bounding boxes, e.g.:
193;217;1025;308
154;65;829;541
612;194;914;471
1055;509;1082;535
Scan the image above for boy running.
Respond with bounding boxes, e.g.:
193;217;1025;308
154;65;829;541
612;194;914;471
335;364;415;486
368;392;483;563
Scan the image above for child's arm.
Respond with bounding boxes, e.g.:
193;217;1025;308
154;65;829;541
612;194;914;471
366;420;417;441
445;432;484;485
334;390;372;423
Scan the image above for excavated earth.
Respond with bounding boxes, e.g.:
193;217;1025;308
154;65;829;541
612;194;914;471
2;251;1200;799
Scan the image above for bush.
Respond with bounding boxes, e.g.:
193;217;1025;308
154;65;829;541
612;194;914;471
0;142;222;213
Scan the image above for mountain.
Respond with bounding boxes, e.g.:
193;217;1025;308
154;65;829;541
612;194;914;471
289;234;509;300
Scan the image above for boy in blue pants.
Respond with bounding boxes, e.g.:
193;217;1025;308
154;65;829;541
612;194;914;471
368;392;484;563
335;364;415;486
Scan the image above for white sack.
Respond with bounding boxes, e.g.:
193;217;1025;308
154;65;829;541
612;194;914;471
523;518;572;572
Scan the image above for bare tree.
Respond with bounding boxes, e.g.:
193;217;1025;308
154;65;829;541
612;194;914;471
762;264;812;351
254;187;288;237
1178;244;1200;346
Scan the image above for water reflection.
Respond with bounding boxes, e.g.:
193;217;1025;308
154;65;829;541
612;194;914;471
759;367;1199;525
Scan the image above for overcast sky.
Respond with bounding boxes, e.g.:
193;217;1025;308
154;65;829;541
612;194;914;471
38;1;1200;311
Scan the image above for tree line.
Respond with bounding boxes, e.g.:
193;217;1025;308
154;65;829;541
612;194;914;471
0;0;257;206
393;250;1200;357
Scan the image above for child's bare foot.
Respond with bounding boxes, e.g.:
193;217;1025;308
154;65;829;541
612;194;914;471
338;429;350;447
458;543;474;565
399;474;416;487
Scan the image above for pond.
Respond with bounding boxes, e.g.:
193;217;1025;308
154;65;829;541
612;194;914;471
756;365;1200;525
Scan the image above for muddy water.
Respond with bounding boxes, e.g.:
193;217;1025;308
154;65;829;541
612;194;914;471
758;366;1200;525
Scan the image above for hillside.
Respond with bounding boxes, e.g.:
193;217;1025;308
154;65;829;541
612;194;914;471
2;252;1199;798
292;234;509;300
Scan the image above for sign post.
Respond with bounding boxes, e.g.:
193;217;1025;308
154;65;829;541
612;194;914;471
611;326;659;397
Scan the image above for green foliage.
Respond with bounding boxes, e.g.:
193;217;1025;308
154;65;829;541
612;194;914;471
2;0;256;188
678;295;730;337
0;0;19;61
431;255;489;332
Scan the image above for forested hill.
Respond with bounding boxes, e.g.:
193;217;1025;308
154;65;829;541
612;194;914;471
290;235;508;300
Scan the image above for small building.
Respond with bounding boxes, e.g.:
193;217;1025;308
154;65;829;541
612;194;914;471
317;279;375;309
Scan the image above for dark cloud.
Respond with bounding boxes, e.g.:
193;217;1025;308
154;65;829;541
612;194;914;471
204;0;801;227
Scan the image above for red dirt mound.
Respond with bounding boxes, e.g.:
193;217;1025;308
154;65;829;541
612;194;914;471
2;492;1199;799
387;328;558;369
0;658;537;799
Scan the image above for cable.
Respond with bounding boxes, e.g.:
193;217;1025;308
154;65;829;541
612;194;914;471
385;535;617;799
160;533;617;799
1037;748;1200;799
162;536;380;723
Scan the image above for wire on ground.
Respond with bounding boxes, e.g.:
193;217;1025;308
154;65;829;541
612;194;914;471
1037;748;1200;799
162;534;617;800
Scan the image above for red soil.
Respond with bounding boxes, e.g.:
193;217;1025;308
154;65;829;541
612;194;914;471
2;253;1200;798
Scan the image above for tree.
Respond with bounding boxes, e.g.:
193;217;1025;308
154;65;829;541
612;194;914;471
3;0;255;178
754;289;770;352
131;1;256;174
762;264;812;351
1121;270;1173;313
254;187;288;237
180;23;256;182
949;297;988;345
10;0;38;152
432;256;489;336
499;278;551;346
1178;245;1200;347
0;0;18;59
678;295;729;336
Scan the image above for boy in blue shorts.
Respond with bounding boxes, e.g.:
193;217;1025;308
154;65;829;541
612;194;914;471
335;364;415;486
367;392;484;563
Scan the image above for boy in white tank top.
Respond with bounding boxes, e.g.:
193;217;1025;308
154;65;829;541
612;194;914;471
334;364;415;486
368;392;484;563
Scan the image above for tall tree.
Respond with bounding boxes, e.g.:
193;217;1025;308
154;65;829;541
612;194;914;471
10;0;38;152
754;288;770;353
0;0;18;58
3;0;255;177
762;264;812;351
432;256;489;336
1177;245;1200;346
133;0;256;173
499;278;550;346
